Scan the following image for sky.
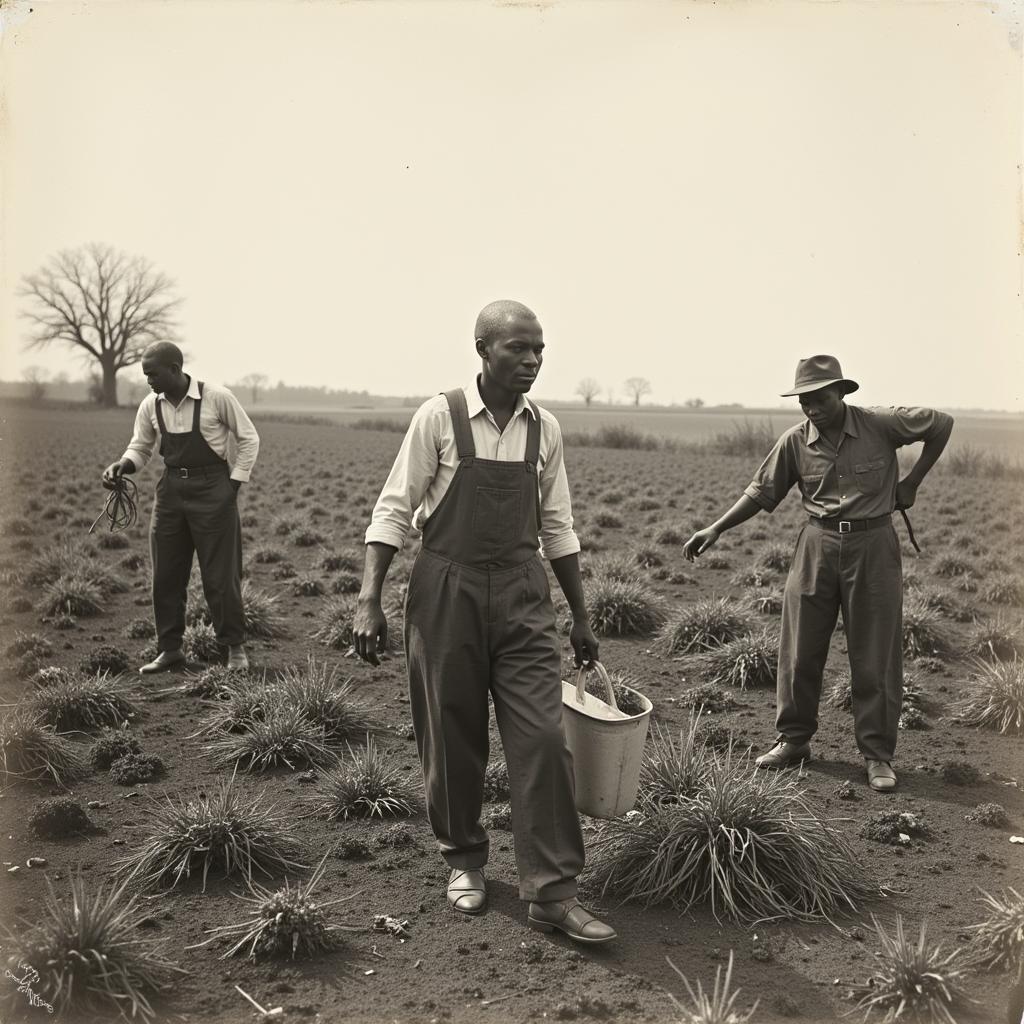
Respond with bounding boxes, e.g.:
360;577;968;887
1;0;1022;411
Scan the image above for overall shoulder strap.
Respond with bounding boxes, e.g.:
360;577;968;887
154;395;168;435
443;389;475;460
524;399;542;467
192;382;204;431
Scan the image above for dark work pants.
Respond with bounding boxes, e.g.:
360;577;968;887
777;522;904;761
150;470;244;652
404;549;584;902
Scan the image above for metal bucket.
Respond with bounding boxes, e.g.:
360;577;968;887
561;661;652;819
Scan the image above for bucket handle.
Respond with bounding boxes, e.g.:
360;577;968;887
574;660;619;712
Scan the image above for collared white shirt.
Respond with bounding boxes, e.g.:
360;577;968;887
121;376;260;482
365;378;581;561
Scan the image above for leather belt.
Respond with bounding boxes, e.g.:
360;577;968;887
164;464;228;478
808;514;891;535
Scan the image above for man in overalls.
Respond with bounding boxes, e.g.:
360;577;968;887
353;300;616;944
683;356;953;791
101;341;260;674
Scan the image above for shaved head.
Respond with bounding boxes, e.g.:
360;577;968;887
142;341;184;369
474;300;539;346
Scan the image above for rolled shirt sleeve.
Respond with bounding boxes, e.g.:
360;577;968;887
877;406;955;447
215;387;260;482
743;430;800;513
121;396;160;472
365;402;440;552
537;415;581;561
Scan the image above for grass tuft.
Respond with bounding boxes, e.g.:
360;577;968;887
0;710;88;785
117;776;306;891
193;856;358;961
275;657;374;739
89;726;143;769
639;714;711;807
848;915;975;1024
2;874;185;1022
697;628;778;690
665;951;757;1024
310;736;420;821
29;671;136;730
968;616;1023;662
658;598;751;655
205;703;338;772
901;594;948;659
967;887;1024;971
585;572;667;637
41;572;104;617
587;746;875;922
951;657;1024;734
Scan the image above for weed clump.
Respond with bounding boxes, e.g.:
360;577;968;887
89;727;143;769
964;802;1008;828
312;595;359;650
275;657;374;739
29;796;93;838
901;594;947;659
206;704;337;772
676;684;737;713
183;622;220;662
110;752;166;785
984;574;1023;606
41;573;104;617
862;811;926;845
968;617;1022;661
665;952;757;1024
80;644;131;676
941;759;980;786
483;760;510;802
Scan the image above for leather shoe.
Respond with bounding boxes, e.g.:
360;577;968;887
139;650;185;675
227;645;250;672
755;740;811;769
447;868;486;915
866;759;897;792
527;898;616;945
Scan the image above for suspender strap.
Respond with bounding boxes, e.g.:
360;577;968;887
192;382;204;432
154;381;203;436
524;400;541;469
443;389;476;460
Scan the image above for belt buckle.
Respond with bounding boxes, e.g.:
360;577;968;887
838;520;851;534
179;468;189;479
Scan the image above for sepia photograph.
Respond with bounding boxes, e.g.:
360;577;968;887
1;1;1022;1022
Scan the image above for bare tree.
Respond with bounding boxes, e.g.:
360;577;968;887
19;244;181;408
22;366;49;404
623;377;652;407
684;397;705;409
238;373;269;406
575;377;601;408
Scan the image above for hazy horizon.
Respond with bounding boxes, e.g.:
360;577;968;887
2;0;1022;412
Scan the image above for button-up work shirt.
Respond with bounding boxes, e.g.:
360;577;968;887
121;377;260;482
365;380;581;560
743;404;954;520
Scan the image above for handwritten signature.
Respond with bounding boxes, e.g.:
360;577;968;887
4;962;55;1014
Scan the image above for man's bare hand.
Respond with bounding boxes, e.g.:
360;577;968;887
101;458;132;490
352;597;388;666
895;478;918;510
569;618;599;668
682;526;720;562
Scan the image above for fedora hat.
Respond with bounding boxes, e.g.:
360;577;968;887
781;355;859;397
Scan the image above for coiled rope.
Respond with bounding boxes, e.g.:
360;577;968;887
89;477;139;534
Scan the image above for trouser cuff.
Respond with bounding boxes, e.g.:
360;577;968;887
442;851;489;871
521;878;578;903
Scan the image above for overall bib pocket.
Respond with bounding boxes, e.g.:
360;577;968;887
471;487;522;549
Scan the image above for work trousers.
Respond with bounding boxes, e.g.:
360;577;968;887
777;521;903;761
404;548;584;902
150;470;244;652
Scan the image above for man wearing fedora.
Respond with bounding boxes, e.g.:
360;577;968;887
683;356;953;791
